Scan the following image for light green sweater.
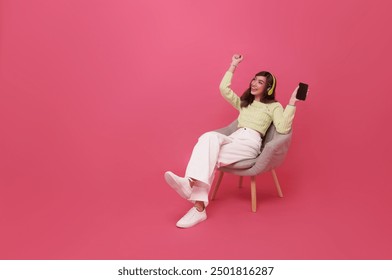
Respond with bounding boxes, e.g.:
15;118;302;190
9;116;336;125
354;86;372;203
219;71;296;136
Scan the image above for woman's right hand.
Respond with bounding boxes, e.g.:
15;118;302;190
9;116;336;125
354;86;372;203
231;54;244;67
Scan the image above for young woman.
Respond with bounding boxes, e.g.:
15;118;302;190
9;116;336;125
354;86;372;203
165;54;304;228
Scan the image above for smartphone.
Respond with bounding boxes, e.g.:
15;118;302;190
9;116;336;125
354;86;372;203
296;82;308;101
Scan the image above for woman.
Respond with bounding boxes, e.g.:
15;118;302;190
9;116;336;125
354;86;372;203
165;54;303;228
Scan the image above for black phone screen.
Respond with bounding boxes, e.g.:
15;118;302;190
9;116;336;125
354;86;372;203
296;82;308;101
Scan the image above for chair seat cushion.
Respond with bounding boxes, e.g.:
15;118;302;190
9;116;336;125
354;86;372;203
221;158;257;170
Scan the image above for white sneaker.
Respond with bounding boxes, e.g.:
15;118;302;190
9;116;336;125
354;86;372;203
164;171;192;199
176;207;207;228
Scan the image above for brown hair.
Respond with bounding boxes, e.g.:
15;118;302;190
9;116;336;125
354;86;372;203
240;71;277;108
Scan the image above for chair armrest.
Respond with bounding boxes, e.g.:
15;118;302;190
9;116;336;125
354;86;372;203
214;120;238;136
229;132;292;176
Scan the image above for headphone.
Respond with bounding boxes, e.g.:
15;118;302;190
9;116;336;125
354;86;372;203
267;73;276;96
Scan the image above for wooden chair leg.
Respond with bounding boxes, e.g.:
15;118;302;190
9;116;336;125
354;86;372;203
211;171;224;200
271;169;283;198
238;176;243;188
250;176;257;212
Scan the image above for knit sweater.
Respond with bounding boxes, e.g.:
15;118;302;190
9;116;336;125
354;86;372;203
219;71;296;135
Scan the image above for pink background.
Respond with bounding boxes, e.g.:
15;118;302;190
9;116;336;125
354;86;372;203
1;0;391;259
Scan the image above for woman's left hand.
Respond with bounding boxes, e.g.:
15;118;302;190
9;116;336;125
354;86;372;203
289;86;299;106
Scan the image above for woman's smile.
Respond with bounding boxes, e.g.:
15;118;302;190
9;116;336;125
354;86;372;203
250;76;267;95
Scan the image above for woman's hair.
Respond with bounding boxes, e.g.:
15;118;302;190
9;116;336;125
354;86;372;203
240;71;277;108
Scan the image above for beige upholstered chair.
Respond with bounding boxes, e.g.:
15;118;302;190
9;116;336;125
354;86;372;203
210;120;292;212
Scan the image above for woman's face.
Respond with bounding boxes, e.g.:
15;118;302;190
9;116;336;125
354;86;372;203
250;75;268;98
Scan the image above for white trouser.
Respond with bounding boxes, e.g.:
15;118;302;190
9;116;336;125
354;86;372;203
185;127;262;205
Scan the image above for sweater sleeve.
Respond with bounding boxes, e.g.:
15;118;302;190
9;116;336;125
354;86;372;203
219;71;241;110
271;103;296;134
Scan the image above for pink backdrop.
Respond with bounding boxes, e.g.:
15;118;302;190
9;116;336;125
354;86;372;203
1;0;391;259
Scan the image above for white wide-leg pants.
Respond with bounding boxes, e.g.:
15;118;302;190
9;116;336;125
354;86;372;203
185;127;262;205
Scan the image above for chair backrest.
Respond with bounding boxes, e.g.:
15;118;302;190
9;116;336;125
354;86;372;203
214;120;238;136
261;123;278;152
263;123;276;144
